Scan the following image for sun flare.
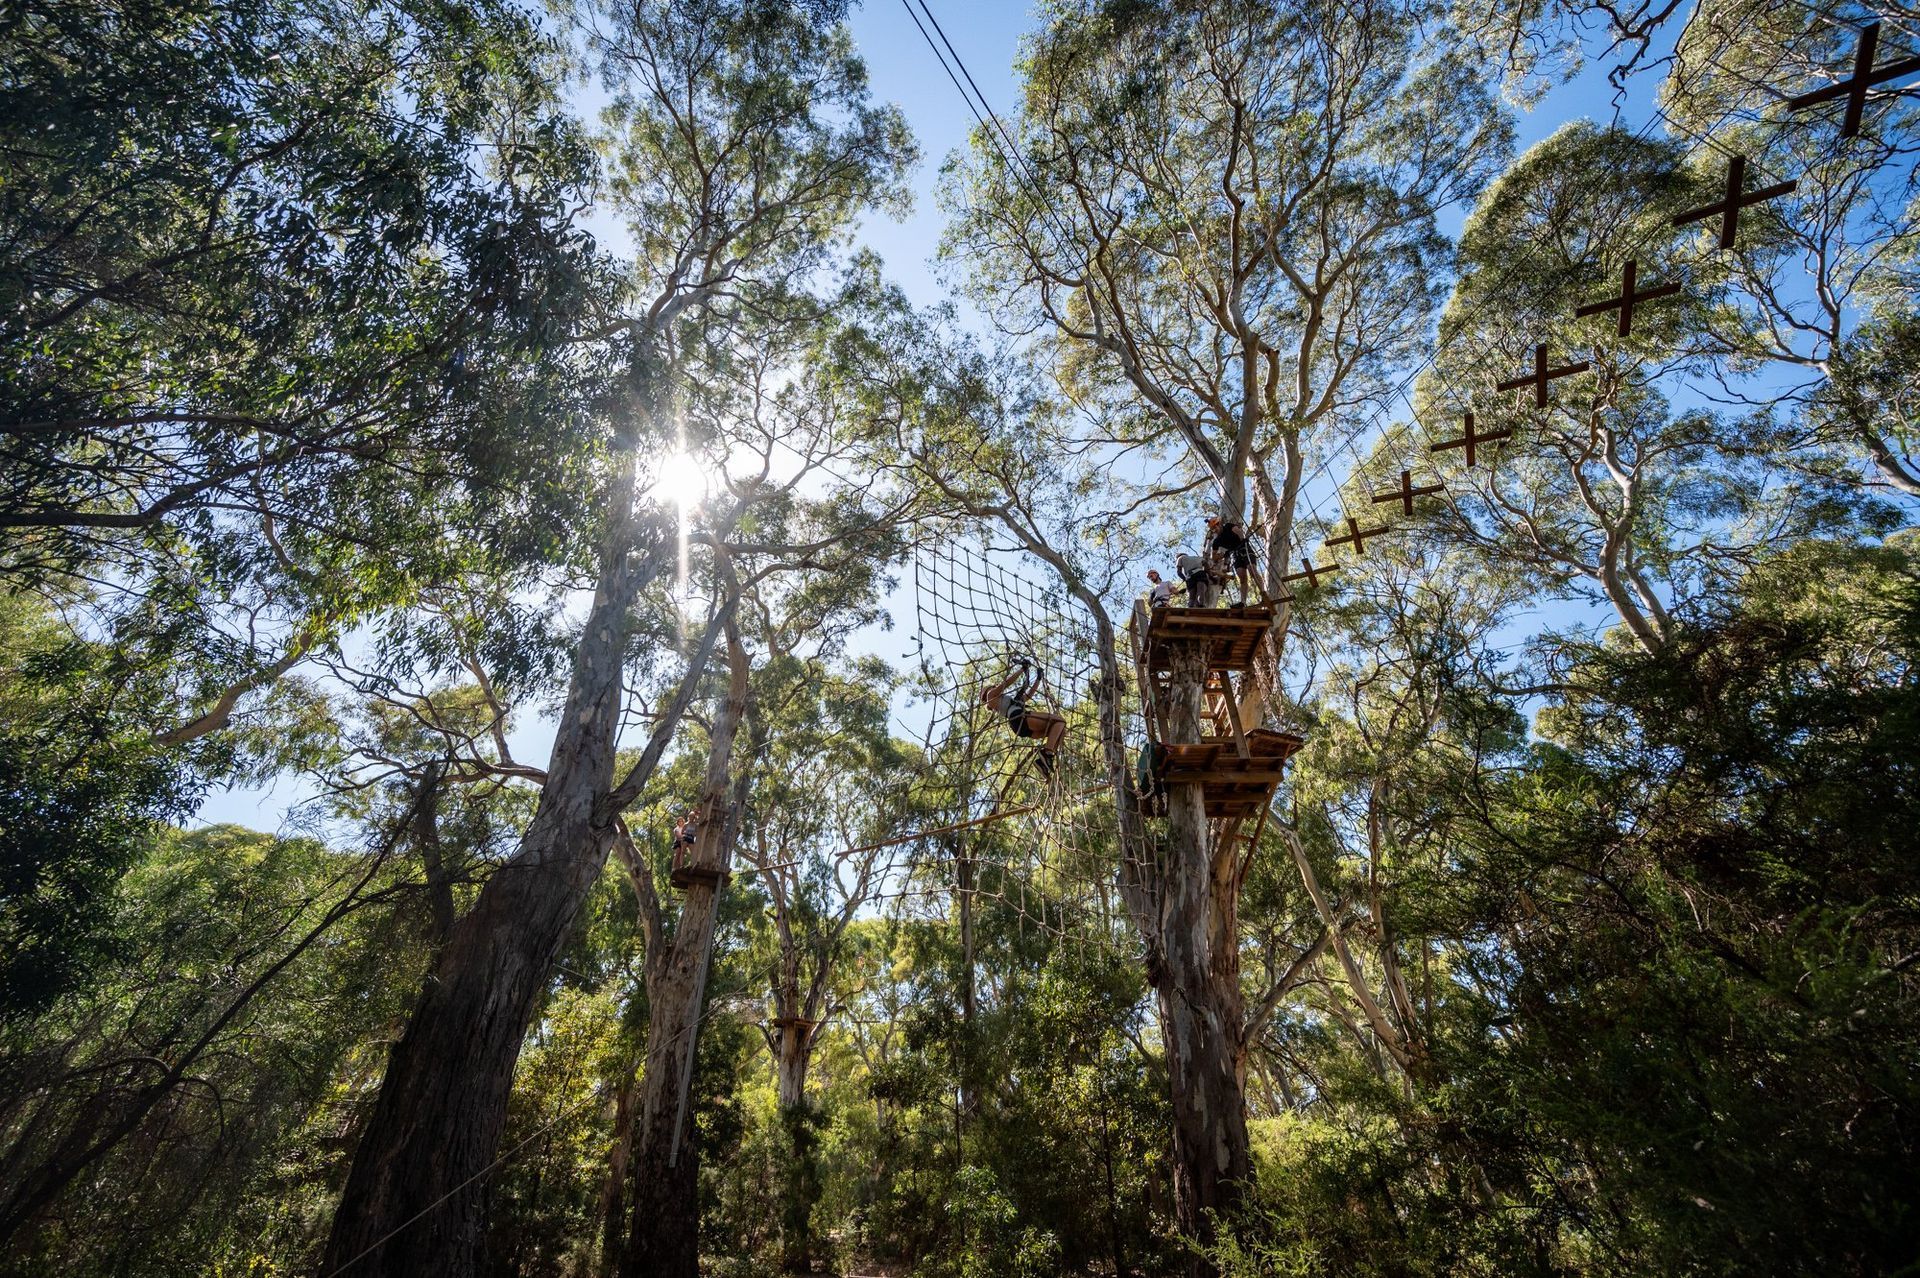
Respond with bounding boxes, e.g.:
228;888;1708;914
656;451;705;507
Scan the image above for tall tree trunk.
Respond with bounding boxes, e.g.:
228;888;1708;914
774;1026;821;1274
1157;636;1250;1262
414;762;456;943
773;1023;815;1112
619;622;752;1278
957;846;976;1032
321;456;649;1278
620;884;720;1278
597;1068;639;1278
967;501;1253;1273
955;839;977;1123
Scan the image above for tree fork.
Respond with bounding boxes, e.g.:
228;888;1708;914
321;446;722;1278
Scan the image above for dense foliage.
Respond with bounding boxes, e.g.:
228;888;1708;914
2;0;1915;1275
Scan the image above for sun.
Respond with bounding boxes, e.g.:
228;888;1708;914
656;451;706;507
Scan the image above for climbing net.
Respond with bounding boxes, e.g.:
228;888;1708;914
880;534;1147;955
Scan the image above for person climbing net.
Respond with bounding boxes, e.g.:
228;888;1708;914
980;655;1068;778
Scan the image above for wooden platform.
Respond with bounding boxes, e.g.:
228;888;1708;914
1152;728;1304;820
669;863;729;890
1136;603;1275;674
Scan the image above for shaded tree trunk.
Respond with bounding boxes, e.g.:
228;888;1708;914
961;496;1253;1274
322;454;672;1278
778;1112;824;1274
619;622;752;1278
772;1022;816;1112
620;885;719;1278
413;761;456;943
1157;636;1250;1258
957;847;976;1032
955;840;978;1124
597;1068;639;1278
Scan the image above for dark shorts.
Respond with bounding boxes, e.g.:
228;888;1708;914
1005;700;1033;737
1212;532;1252;569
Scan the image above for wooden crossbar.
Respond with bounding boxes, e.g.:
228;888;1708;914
1787;24;1920;138
1574;259;1681;338
1672;155;1797;249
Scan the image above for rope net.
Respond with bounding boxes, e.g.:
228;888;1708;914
887;535;1146;956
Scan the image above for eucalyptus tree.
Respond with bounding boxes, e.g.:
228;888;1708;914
0;818;428;1263
0;591;196;1021
1460;0;1920;497
944;0;1510;665
1;0;603;753
735;652;914;1270
1662;3;1920;499
1263;534;1526;1087
848;295;1255;1255
1409;122;1872;653
743;660;908;1109
318;3;912;1273
602;297;919;1277
937;4;1508;1244
609;599;753;1278
1371;536;1920;1275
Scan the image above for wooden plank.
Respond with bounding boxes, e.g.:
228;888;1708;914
670;865;730;890
1160;769;1289;788
1218;671;1250;758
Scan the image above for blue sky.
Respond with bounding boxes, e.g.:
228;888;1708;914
846;0;1653;310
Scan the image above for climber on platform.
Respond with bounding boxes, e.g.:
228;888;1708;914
1146;569;1181;610
1175;549;1217;607
1205;516;1256;607
671;804;704;859
981;656;1069;778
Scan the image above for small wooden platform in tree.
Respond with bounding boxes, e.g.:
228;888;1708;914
1135;603;1276;674
670;832;729;890
1152;728;1304;820
669;862;729;891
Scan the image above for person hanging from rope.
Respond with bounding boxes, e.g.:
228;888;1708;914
980;656;1068;778
1145;568;1181;611
1205;515;1256;607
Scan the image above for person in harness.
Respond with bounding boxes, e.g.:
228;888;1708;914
1146;569;1181;610
1205;516;1257;607
1134;740;1167;816
1174;549;1217;608
671;805;704;854
980;657;1069;777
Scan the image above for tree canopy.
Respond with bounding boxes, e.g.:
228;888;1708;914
2;1;1916;1276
